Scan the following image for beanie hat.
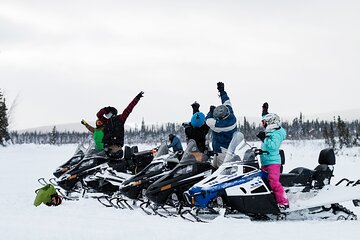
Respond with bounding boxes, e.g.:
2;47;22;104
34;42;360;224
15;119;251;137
191;112;206;127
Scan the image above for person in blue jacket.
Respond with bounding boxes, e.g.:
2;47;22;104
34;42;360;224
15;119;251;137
256;103;289;210
167;134;183;153
206;82;237;168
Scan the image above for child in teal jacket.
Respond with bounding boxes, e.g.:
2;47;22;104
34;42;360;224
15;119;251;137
257;103;289;210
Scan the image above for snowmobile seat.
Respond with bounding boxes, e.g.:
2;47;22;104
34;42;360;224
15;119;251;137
124;146;132;160
131;150;154;174
280;167;314;187
131;146;139;154
318;148;336;165
108;159;128;173
312;148;335;188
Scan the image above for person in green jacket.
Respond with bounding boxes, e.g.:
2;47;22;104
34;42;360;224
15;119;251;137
81;119;104;150
34;184;62;207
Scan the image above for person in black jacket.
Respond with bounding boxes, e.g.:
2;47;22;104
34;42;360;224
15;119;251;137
182;101;210;153
97;91;144;158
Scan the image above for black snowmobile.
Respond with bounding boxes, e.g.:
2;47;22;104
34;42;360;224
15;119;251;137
184;131;360;221
144;139;213;216
83;145;155;195
56;142;109;194
120;141;180;202
56;138;156;197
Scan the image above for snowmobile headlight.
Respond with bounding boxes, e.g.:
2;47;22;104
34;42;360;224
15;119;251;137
68;174;78;180
160;184;172;191
131;180;142;187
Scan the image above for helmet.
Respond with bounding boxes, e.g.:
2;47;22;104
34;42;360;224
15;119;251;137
191;112;206;127
262;113;281;126
213;105;229;120
96;119;104;128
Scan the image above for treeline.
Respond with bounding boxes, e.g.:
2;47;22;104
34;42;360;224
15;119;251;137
240;113;360;150
10;127;90;145
8;114;360;151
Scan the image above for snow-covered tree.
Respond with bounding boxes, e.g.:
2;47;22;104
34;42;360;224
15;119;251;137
50;126;58;145
0;89;10;146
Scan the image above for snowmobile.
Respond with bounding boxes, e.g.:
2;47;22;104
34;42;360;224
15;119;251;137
184;131;360;221
53;142;86;178
83;145;155;195
119;141;180;204
144;139;213;216
56;141;110;194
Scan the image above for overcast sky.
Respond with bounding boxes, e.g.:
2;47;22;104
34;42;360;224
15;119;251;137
1;0;360;130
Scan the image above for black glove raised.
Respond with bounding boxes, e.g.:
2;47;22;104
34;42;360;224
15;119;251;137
191;101;200;112
262;102;269;116
209;105;216;113
217;82;225;92
256;131;266;142
81;119;87;125
136;91;144;100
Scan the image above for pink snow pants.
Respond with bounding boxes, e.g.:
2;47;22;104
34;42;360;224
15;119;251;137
261;164;289;206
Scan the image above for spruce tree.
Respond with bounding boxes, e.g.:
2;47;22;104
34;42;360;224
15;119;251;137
329;122;336;149
0;89;10;146
50;126;58;145
337;116;351;148
323;124;329;145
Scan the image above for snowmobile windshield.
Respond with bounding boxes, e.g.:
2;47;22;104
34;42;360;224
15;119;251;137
223;131;245;164
73;143;86;157
180;139;209;164
83;141;104;157
154;141;169;158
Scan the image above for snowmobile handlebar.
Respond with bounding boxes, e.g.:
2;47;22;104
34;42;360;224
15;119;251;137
252;147;269;156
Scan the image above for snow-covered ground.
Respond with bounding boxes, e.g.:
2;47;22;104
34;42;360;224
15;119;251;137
0;140;359;240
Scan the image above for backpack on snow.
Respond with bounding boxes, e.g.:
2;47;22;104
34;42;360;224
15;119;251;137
34;184;62;207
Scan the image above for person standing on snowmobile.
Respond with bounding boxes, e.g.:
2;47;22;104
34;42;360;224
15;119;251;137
182;101;210;153
256;103;289;210
97;91;144;158
81;119;105;150
206;82;237;168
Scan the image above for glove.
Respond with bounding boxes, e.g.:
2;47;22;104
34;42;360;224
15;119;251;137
81;119;87;125
262;102;269;116
191;101;200;112
136;91;144;100
256;131;266;142
217;82;225;92
209;105;216;114
182;122;190;128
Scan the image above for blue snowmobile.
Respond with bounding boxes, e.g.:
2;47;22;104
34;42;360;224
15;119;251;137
184;131;360;221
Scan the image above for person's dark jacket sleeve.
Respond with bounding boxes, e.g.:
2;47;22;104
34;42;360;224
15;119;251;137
118;95;141;123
